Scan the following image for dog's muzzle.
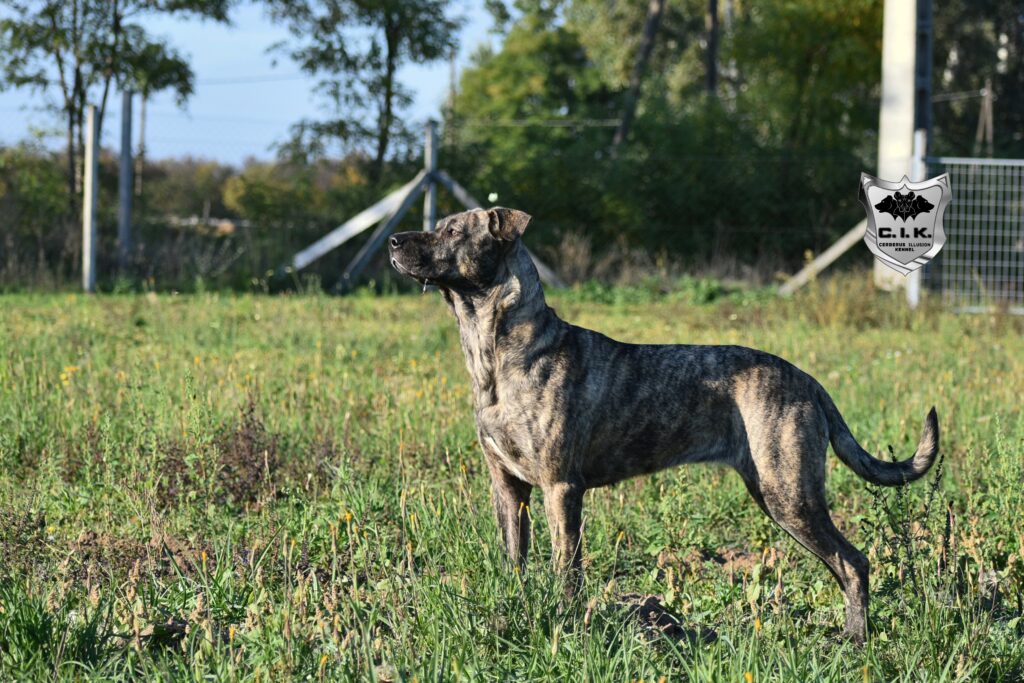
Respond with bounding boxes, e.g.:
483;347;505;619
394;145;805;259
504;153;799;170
388;234;409;274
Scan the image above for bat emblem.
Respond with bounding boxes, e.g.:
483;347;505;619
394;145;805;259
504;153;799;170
858;173;951;275
874;191;935;221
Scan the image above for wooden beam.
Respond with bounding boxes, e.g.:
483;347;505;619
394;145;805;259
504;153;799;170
778;220;867;296
423;121;438;231
434;170;479;210
340;171;430;288
523;246;567;290
434;171;566;288
292;172;426;270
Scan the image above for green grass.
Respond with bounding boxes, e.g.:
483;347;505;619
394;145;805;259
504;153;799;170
1;273;1022;681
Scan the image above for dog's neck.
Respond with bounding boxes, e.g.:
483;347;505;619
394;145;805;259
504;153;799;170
443;241;560;409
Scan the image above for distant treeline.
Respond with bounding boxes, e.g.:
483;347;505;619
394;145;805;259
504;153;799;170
1;0;1018;290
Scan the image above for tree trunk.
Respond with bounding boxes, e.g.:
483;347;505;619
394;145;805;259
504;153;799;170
612;0;667;152
65;106;77;215
96;0;122;143
71;0;84;195
135;93;146;196
705;0;718;96
372;15;399;184
48;5;77;215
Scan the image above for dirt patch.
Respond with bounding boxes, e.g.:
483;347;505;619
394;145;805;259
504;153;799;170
0;508;50;580
61;530;207;581
278;433;340;494
0;508;208;584
61;423;105;484
713;546;765;573
214;399;281;505
614;593;718;644
155;399;281;508
660;545;783;576
155;399;342;509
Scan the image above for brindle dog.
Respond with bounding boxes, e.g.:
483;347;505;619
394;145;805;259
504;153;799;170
388;207;939;643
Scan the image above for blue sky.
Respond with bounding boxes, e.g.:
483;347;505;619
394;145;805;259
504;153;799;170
0;1;493;166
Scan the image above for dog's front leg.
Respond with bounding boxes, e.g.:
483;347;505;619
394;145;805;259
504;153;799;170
486;459;533;571
542;480;585;598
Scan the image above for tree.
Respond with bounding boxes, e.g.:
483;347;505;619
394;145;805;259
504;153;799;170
611;0;666;150
932;0;1024;157
0;0;231;216
450;0;888;267
265;0;461;183
704;0;717;95
448;7;617;245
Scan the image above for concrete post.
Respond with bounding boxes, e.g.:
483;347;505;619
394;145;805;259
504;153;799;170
118;91;133;272
905;128;928;309
82;105;99;293
875;0;917;291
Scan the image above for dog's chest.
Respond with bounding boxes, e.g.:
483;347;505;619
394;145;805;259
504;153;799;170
475;404;550;484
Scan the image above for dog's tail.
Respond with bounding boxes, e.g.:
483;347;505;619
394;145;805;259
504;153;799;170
821;393;939;487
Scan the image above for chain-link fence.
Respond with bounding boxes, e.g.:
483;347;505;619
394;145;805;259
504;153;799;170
925;156;1024;313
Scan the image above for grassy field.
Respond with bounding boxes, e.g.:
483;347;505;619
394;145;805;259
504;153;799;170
1;274;1022;681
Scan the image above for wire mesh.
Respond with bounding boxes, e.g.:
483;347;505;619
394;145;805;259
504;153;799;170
925;157;1024;313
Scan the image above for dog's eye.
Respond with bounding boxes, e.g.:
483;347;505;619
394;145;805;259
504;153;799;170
445;226;460;237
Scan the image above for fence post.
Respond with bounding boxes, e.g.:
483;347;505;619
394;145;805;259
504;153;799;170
423;120;438;232
906;128;928;309
118;90;134;272
82;104;99;293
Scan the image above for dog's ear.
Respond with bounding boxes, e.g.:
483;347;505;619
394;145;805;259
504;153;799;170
486;207;532;241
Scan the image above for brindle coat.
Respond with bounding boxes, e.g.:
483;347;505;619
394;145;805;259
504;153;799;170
388;207;940;643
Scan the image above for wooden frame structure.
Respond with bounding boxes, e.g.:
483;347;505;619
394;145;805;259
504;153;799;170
291;121;564;290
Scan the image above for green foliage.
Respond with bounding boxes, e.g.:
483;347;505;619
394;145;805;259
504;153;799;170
0;280;1022;679
0;143;66;235
566;0;706;94
264;0;462;180
448;0;882;265
0;0;231;216
1;0;1021;286
0;143;72;281
563;275;732;307
730;0;881;153
449;10;615;247
931;0;1024;156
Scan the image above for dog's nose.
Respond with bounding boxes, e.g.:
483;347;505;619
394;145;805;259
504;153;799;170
389;234;408;249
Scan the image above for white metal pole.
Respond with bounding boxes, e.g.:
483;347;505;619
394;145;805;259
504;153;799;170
906;128;927;309
875;0;917;291
118;91;133;272
82;104;99;293
423;120;438;232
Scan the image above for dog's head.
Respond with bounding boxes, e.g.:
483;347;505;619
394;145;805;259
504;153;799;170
388;207;532;292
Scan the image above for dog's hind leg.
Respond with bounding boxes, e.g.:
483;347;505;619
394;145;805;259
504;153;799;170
743;418;870;642
486;459;533;571
763;491;870;643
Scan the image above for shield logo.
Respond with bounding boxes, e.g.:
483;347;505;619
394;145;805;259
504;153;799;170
859;173;951;275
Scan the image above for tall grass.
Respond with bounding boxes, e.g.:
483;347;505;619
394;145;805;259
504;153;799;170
0;271;1021;680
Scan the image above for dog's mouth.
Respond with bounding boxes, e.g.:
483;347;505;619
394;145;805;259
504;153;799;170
390;255;431;292
390;255;408;275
